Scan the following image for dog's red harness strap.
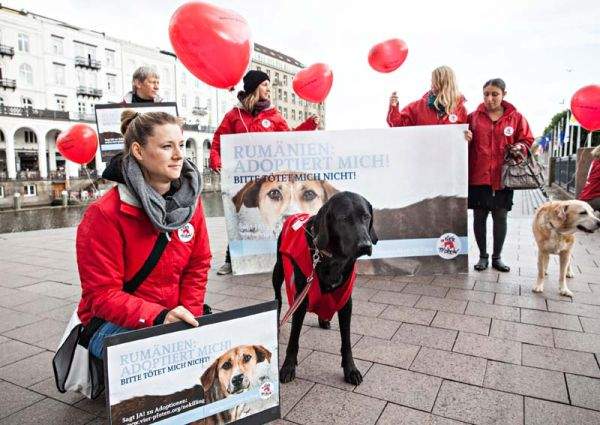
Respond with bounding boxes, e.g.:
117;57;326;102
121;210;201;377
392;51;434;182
279;214;356;325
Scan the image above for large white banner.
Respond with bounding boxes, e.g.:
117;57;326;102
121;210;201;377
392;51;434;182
221;125;468;275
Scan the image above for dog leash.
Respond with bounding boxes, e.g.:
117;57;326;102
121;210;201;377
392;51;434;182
279;249;320;328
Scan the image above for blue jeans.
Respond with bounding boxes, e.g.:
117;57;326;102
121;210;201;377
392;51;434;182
89;322;129;358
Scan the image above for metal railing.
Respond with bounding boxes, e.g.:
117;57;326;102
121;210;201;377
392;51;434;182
0;78;16;89
78;168;98;178
554;155;577;194
0;45;14;57
48;170;66;181
75;56;101;70
16;170;42;181
182;123;217;133
76;86;103;97
0;104;69;120
192;106;208;116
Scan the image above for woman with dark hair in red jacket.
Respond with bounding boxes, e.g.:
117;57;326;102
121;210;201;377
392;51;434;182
210;70;319;275
78;110;211;358
466;78;534;272
387;65;468;126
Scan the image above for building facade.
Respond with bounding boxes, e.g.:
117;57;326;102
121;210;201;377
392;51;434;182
0;5;325;208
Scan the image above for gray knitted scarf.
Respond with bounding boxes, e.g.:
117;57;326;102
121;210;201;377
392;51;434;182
121;155;201;232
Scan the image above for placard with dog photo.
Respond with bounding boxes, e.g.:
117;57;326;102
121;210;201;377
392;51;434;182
103;301;279;425
95;103;179;162
220;125;469;275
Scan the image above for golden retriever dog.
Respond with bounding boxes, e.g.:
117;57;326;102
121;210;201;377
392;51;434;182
232;171;338;229
532;200;600;297
198;345;272;425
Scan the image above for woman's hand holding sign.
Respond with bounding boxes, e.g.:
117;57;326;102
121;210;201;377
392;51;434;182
164;306;199;327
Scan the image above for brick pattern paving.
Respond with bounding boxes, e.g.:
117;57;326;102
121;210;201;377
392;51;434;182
1;190;600;424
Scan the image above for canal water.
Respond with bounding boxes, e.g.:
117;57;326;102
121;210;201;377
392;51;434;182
0;192;224;234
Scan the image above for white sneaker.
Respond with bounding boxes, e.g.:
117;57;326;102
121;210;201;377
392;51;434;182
217;262;232;275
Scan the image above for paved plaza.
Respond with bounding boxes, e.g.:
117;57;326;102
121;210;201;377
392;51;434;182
1;190;600;424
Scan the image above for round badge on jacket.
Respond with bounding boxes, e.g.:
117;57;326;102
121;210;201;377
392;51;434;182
261;119;271;129
504;126;514;136
448;114;458;123
177;223;195;243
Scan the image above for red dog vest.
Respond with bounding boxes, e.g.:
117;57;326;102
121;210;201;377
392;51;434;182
280;213;356;321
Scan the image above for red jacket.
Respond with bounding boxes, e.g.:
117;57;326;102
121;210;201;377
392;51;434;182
76;185;211;329
209;106;318;170
280;214;355;321
468;101;534;190
579;159;600;201
387;92;468;127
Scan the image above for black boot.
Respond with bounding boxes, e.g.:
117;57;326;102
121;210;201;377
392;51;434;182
474;255;489;271
203;304;213;315
492;257;510;272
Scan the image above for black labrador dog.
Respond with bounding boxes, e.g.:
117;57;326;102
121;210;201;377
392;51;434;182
273;191;378;385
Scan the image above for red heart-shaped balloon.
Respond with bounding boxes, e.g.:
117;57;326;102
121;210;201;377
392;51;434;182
292;63;333;104
169;2;252;90
368;38;409;73
56;124;98;165
571;85;600;131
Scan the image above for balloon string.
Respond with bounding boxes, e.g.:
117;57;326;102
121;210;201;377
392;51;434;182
83;166;98;194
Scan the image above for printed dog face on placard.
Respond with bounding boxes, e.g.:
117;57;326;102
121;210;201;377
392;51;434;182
232;171;339;234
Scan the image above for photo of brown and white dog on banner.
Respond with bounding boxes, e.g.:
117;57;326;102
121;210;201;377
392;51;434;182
231;171;339;238
273;192;378;385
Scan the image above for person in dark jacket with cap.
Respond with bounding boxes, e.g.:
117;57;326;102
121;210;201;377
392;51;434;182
210;70;319;275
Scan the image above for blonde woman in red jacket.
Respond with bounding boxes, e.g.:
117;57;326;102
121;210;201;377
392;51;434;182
466;78;534;272
387;65;468;127
210;70;319;274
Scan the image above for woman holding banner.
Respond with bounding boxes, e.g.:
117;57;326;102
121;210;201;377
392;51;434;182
387;65;468;126
466;78;534;272
77;110;211;358
210;70;320;275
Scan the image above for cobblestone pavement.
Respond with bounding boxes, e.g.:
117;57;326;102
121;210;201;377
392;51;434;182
1;190;599;424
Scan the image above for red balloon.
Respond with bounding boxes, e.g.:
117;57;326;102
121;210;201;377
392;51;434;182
169;2;252;90
571;85;600;131
56;124;98;165
292;63;333;103
368;38;408;73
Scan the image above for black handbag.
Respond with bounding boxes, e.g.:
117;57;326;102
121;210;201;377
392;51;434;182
52;232;169;399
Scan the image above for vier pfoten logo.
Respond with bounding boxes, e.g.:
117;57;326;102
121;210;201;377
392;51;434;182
177;223;194;243
259;381;273;399
437;233;461;259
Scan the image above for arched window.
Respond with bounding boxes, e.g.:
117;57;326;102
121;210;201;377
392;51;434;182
19;63;33;85
21;97;33;108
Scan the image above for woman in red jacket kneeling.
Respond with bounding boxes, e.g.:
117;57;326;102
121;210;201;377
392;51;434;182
466;78;534;272
387;65;468;127
209;70;319;275
579;146;600;211
77;110;211;358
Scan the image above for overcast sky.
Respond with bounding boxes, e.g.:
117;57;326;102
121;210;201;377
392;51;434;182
14;0;600;135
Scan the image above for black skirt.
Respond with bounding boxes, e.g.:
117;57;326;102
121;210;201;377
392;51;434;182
468;185;514;211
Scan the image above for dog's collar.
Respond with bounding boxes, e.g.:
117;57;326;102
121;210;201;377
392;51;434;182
304;221;333;259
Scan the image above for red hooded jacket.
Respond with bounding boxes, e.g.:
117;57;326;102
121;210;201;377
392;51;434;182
387;92;468;127
579;158;600;201
209;106;318;170
468;101;534;190
76;185;211;329
280;214;355;321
